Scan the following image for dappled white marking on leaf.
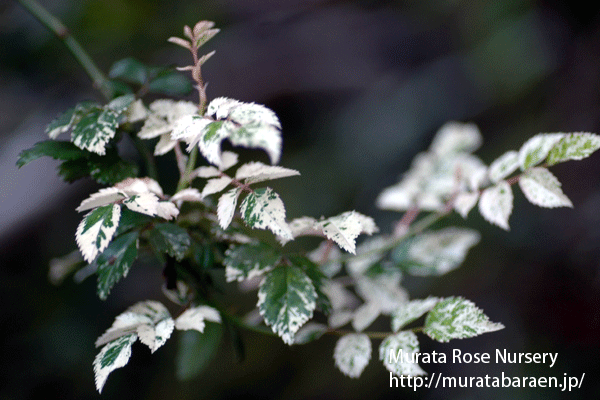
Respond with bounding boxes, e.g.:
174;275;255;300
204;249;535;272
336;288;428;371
175;305;222;333
235;161;300;184
258;265;317;345
94;333;136;393
156;201;179;220
546;133;600;165
405;228;480;276
519;167;572;208
240;188;293;240
355;274;408;314
217;188;242;229
429;121;482;156
318;211;377;254
76;204;121;263
489;150;519;183
76;187;127;212
201;176;232;197
453;191;479;219
424;297;504;342
278;216;319;245
518;133;565;170
376;180;417;211
224;242;281;282
170;188;203;207
122;193;161;216
202;97;283;166
352;301;380;332
139;100;198;148
346;236;389;276
379;331;426;376
333;334;372;378
478;181;513;230
322;280;361;312
391;297;440;332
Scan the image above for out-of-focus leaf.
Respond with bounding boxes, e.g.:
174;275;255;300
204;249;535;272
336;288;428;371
175;322;223;381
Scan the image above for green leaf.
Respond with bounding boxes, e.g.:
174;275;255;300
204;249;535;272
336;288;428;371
333;333;371;378
148;223;191;261
148;71;193;96
546;133;600;165
288;255;332;315
224;242;281;282
424;297;504;342
88;154;139;185
109;57;148;85
240;187;292;240
115;207;151;236
76;204;121;263
518;167;573;208
58;159;91;182
379;331;426;376
95;232;139;300
391;297;440;332
175;322;223;381
16;140;88;168
258;264;317;345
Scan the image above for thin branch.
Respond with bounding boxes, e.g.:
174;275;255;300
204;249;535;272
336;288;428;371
17;0;111;99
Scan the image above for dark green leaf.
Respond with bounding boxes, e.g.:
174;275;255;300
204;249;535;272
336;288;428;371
223;242;281;282
175;322;222;381
192;243;215;270
95;231;138;300
149;223;191;261
58;159;91;182
88;157;138;185
16;140;88;168
104;80;133;98
148;72;192;96
109;58;148;85
288;255;331;315
115;208;151;236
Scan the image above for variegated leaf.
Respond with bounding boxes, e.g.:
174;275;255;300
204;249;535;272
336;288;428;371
478;181;513;230
518;133;564;170
333;334;372;378
546;133;600;165
76;204;121;263
235;161;300;184
518;167;572;208
379;331;426;376
175;305;221;333
240;188;292;240
488;150;519;183
201;176;232;197
217;188;242;229
391;297;440;332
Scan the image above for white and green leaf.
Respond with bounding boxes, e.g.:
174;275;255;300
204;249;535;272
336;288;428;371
76;204;121;263
333;333;372;378
148;223;191;261
391;297;440;332
257;265;317;345
174;305;221;333
235;161;300;184
379;331;426;376
488;150;519;183
93;333;136;393
217;188;242;229
423;297;504;342
318;211;377;254
518;133;564;170
292;322;328;345
478;181;513;230
546;133;600;165
201;176;232;197
95;232;139;300
240;187;292;240
453;191;479;219
76;187;127;212
224;242;281;282
122;193;161;216
429;121;482;156
352;301;380;332
518;167;572;208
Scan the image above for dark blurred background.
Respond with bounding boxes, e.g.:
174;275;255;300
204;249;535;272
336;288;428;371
2;0;600;399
